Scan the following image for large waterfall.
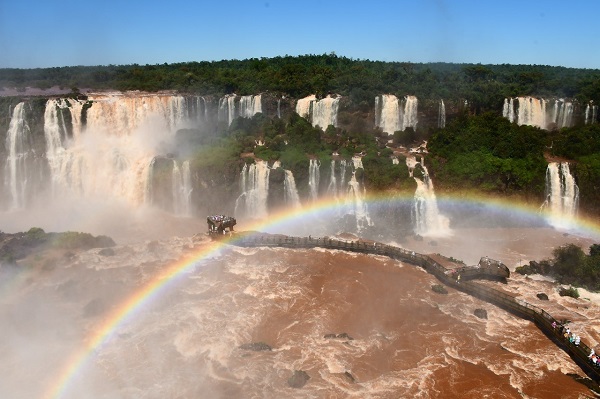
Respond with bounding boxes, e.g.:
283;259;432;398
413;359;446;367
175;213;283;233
0;93;207;219
502;97;573;129
295;95;339;129
374;94;418;135
541;162;579;228
408;156;450;237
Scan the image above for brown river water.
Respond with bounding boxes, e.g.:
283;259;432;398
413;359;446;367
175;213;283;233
0;221;599;399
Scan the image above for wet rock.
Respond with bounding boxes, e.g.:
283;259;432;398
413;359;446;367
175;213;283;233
474;308;488;319
343;371;356;383
238;342;272;351
536;293;549;301
432;284;448;294
98;248;115;256
287;370;310;388
324;332;354;340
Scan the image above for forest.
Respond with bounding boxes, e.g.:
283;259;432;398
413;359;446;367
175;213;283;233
3;53;600;108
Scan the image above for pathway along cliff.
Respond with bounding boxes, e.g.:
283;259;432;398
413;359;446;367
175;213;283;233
232;231;600;384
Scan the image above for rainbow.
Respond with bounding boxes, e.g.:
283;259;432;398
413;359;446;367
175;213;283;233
43;193;600;399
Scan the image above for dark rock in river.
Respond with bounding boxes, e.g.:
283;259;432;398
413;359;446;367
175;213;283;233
474;308;488;319
432;284;448;294
98;248;115;256
287;370;310;388
537;293;549;301
238;342;272;351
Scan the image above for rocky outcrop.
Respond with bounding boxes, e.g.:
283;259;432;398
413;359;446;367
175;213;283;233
287;370;310;388
238;342;272;351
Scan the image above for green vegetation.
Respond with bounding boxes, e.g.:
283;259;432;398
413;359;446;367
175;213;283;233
428;112;548;194
516;243;600;291
3;54;600;105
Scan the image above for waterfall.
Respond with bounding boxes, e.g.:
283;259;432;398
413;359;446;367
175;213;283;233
410;158;450;237
234;160;270;219
585;103;597;125
296;95;339;129
277;98;281;119
401;95;418;131
438;100;446;128
503;97;574;129
85;93;187;135
326;160;339;198
239;94;262;119
555;100;573;128
374;94;418;134
375;94;401;135
541;162;579;228
284;170;301;209
502;98;515;123
218;94;237;126
44;96;177;206
172;160;192;216
344;156;372;231
308;159;320;201
4;103;31;209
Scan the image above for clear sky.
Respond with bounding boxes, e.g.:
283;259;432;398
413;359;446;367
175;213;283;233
0;0;598;69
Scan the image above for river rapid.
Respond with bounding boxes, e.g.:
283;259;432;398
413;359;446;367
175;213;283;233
0;221;599;399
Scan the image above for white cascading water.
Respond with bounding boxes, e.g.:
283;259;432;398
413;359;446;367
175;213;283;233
4;103;31;209
86;93;186;136
234;160;270;219
503;98;516;123
541;162;579;228
401;95;418;131
172;160;193;216
218;94;237;126
284;170;301;209
375;94;418;134
308;159;320;202
438;99;446;128
409;157;450;237
345;156;372;231
239;94;262;119
375;94;401;135
585;103;597;125
502;97;574;129
44;95;188;207
296;95;339;129
326;160;339;198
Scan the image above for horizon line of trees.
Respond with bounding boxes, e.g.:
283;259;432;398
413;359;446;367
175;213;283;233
2;54;600;110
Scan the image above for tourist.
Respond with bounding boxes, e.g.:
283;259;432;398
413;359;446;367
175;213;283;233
589;348;595;358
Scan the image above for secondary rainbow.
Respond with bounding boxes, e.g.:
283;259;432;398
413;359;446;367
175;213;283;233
44;193;600;399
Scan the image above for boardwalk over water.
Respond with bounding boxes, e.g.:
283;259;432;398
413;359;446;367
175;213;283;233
232;232;600;383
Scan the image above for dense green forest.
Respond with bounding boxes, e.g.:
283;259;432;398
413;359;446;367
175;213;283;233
3;53;600;109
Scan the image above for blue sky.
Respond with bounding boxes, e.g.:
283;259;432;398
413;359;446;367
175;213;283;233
0;0;598;69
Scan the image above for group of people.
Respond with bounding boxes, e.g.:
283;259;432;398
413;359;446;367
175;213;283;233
554;322;582;346
552;321;600;367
